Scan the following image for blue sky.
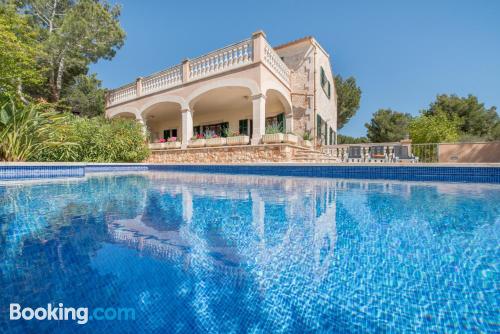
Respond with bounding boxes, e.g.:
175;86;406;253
91;0;500;137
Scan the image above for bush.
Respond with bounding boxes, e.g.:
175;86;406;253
409;111;461;144
34;116;149;162
0;99;76;161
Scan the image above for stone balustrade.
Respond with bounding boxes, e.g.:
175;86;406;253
189;39;253;80
107;83;137;106
321;142;413;162
106;33;291;107
142;65;183;95
263;40;291;86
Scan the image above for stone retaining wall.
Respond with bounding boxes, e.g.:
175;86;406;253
146;144;299;163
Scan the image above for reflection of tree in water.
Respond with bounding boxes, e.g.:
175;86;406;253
0;174;151;332
141;191;183;231
0;209;120;333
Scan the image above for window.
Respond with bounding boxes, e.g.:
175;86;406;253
239;119;253;136
320;67;331;99
317;115;328;145
197;122;229;137
329;127;334;145
266;113;285;132
163;128;177;139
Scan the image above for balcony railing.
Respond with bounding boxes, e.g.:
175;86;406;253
106;33;291;107
189;39;253;80
263;39;291;86
142;64;183;95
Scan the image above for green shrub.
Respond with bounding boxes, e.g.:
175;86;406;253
0;99;77;161
34;116;150;162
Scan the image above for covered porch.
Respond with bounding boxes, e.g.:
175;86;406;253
141;86;293;149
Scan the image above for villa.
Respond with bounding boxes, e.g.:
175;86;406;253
105;31;338;162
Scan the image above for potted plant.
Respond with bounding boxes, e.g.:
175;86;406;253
283;132;299;145
165;136;181;149
188;133;206;148
302;131;313;148
149;138;167;150
262;124;284;144
205;133;227;147
225;130;250;145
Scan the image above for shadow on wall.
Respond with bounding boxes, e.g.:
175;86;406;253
439;142;500;163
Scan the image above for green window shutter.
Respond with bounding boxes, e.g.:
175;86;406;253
317;115;322;138
277;113;285;132
239;119;248;135
221;122;229;137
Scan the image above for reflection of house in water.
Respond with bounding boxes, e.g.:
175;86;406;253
105;172;344;288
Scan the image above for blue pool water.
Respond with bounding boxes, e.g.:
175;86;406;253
0;172;498;333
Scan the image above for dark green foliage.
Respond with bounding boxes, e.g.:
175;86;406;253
365;109;413;142
422;94;499;140
62;74;105;117
337;134;369;144
33;116;149;162
335;75;361;129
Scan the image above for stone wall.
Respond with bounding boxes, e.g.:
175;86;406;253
146;144;299;164
438;142;500;163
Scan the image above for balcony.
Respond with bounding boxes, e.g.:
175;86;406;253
106;32;291;108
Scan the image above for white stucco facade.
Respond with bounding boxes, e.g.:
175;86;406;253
105;31;337;148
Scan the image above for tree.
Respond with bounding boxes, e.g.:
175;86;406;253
422;94;499;139
409;111;461;144
337;134;369;144
365;109;413;142
0;5;44;102
335;75;361;129
63;74;105;117
21;0;125;102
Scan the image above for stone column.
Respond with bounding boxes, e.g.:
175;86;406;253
285;113;294;133
135;77;143;97
252;30;266;63
136;116;147;137
181;109;193;149
251;94;266;145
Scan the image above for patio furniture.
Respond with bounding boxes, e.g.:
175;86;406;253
368;146;388;163
393;145;419;163
345;146;365;162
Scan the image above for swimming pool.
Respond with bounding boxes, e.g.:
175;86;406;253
0;171;498;333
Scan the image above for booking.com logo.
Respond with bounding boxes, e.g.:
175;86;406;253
10;303;135;325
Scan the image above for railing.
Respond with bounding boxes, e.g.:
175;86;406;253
412;143;439;163
142;65;183;95
107;83;136;106
321;142;416;162
189;39;253;80
106;32;292;108
263;40;291;86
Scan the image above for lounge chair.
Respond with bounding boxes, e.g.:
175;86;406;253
392;145;419;163
368;146;388;163
345;146;365;162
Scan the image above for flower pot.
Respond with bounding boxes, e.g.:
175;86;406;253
206;137;227;147
188;139;206;148
283;134;299;145
149;143;167;150
226;135;250;146
303;140;313;148
165;141;181;149
262;133;284;144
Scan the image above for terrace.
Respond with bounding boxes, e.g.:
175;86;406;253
105;31;294;149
